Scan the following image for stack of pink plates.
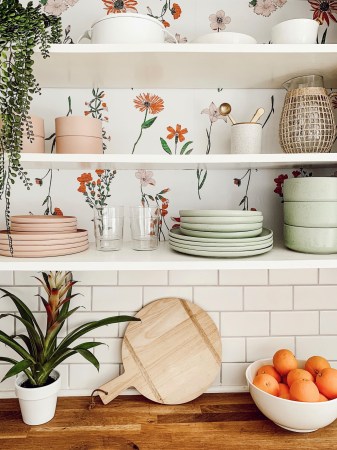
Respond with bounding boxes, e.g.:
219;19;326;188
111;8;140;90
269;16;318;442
0;215;89;257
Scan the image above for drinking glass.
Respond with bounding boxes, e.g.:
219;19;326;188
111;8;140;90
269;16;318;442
94;207;124;251
130;206;160;251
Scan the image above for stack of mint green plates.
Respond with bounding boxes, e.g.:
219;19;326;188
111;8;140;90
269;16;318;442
169;210;273;258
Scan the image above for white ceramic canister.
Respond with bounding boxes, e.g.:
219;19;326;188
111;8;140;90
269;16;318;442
55;116;103;154
231;123;262;154
78;13;177;44
271;19;319;44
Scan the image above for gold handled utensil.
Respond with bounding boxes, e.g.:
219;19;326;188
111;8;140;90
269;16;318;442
219;103;237;125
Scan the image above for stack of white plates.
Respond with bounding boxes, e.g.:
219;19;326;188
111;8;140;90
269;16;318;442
169;210;273;258
0;215;89;257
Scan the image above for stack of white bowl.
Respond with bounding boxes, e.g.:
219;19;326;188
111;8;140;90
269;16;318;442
169;210;273;258
0;215;89;258
283;177;337;254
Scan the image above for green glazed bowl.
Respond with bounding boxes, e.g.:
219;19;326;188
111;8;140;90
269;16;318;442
283;178;337;202
284;202;337;227
284;224;337;254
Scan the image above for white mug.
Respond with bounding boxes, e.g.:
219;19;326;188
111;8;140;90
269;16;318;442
78;13;177;44
231;123;262;154
272;19;319;44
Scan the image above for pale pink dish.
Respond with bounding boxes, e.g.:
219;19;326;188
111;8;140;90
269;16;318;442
10;215;77;224
0;229;88;241
0;243;89;258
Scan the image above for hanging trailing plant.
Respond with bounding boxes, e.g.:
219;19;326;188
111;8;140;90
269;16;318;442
0;0;62;251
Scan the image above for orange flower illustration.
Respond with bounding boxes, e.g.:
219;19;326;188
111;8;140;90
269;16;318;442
77;173;93;183
95;169;105;176
53;208;64;216
78;183;86;193
102;0;138;14
162;19;170;27
167;124;188;142
134;93;164;115
171;3;181;20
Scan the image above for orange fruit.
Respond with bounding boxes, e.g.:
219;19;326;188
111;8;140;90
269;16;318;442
316;368;337;400
253;374;280;396
289;379;320;402
287;368;314;387
305;356;331;379
257;365;281;383
319;393;328;402
273;349;298;376
278;383;290;400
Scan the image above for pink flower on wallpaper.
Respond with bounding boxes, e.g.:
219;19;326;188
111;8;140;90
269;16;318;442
135;170;156;187
201;102;227;123
209;10;231;31
44;0;68;16
254;0;277;17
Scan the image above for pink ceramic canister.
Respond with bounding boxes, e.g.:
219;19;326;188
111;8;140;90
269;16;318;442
1;115;45;153
55;116;103;154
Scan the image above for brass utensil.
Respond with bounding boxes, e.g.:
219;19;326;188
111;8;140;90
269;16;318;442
219;103;237;125
250;108;265;123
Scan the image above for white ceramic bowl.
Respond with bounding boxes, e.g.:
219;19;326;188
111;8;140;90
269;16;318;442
192;32;257;44
246;359;337;433
283;178;337;202
284;224;337;254
284;202;337;228
272;19;319;44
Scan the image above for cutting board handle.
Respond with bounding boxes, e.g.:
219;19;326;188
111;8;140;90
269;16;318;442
98;371;135;405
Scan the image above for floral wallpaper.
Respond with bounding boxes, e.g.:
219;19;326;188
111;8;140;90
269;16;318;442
1;0;337;243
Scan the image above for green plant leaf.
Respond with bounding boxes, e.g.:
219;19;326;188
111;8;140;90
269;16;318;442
160;138;172;155
1;360;32;382
142;117;157;129
0;331;35;362
75;348;100;371
180;141;193;155
0;313;42;357
0;357;18;365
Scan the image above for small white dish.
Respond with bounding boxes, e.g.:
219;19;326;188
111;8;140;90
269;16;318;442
192;32;257;45
272;19;319;44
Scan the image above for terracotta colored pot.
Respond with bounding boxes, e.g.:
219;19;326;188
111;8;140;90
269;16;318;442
1;115;45;153
55;116;102;138
56;136;103;154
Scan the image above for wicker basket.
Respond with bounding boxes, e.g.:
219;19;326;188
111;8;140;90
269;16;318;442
279;87;336;153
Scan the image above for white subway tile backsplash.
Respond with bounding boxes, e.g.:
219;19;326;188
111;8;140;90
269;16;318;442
221;363;249;386
169;270;218;286
74;286;92;312
246;337;295;362
294;286;337;310
221;312;269;337
0;272;13;286
69;363;119;390
0;315;14;336
296;336;337;360
244;286;292;311
219;270;268;286
57;364;69;390
74;271;117;286
0;286;39;312
0;365;16;391
320;311;337;335
319;269;337;285
94;338;123;363
14;271;40;286
92;286;142;311
271;312;319;336
119;270;167;286
208;312;220;332
269;269;318;285
221;338;245;362
143;287;193;305
194;287;243;311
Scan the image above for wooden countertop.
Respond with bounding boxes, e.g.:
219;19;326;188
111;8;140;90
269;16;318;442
0;393;336;449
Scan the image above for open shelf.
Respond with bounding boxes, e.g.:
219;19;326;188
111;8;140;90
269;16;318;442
1;242;336;271
34;44;337;89
20;153;337;171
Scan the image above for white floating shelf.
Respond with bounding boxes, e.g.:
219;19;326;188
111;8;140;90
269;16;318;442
33;44;337;89
0;242;336;271
19;153;337;171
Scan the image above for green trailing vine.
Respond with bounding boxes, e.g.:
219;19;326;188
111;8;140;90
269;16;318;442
0;0;61;251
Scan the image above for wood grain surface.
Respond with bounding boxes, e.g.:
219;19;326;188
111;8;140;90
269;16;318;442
1;393;336;450
99;298;221;405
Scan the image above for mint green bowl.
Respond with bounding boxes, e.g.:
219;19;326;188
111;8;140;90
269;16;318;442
284;202;337;227
284;224;337;254
283;178;337;202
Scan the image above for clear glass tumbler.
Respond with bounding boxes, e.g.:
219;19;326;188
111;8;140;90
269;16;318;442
130;206;160;251
94;207;124;251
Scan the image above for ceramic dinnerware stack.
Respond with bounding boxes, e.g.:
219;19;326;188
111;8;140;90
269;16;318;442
283;177;337;254
0;215;89;257
169;210;273;258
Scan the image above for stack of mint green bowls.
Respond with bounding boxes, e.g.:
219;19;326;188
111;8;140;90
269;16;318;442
283;177;337;254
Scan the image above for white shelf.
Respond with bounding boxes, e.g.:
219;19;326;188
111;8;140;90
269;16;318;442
19;153;337;171
1;242;337;271
34;44;337;89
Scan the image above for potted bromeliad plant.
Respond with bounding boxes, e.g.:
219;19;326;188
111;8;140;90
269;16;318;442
0;271;137;425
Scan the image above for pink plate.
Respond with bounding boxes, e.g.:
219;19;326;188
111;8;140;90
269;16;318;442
0;229;88;241
0;243;89;258
0;239;89;252
0;236;88;246
10;215;77;224
10;225;77;232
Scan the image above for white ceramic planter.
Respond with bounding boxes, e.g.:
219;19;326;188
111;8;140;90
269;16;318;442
78;13;176;44
231;123;262;154
272;19;319;44
15;370;61;425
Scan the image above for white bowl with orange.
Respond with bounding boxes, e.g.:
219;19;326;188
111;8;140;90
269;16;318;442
246;350;337;433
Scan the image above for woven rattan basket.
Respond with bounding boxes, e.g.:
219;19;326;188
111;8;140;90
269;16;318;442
279;87;336;153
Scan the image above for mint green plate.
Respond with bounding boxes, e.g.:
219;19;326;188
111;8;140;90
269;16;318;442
180;222;262;232
170;242;273;258
179;210;262;217
169;227;273;243
180;216;263;225
169;239;273;252
169;235;273;248
180;226;263;239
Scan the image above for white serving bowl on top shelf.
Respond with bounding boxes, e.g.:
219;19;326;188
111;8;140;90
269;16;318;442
192;32;257;45
246;358;337;433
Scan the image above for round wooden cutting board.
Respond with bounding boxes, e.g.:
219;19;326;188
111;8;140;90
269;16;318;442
98;297;221;405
